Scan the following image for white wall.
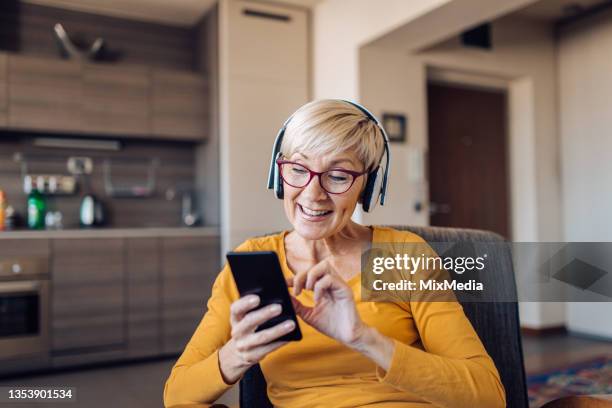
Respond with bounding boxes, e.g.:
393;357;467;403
313;0;542;98
558;9;612;339
313;0;451;99
359;16;566;328
219;0;309;252
358;50;429;227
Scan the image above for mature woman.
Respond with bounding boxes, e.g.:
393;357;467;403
164;100;506;407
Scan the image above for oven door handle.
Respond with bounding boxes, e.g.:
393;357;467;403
0;281;42;293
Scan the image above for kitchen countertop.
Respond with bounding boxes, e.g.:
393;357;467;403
0;226;220;239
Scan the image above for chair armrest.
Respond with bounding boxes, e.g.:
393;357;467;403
542;395;612;408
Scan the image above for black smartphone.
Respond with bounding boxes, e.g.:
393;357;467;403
226;251;302;342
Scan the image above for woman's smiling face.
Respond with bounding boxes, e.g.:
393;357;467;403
282;151;366;240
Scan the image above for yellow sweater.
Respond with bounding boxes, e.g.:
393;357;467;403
163;226;506;408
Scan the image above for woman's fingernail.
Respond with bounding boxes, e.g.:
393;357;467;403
283;321;295;330
249;296;259;305
271;304;282;313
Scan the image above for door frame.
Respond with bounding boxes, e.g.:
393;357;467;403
426;66;539;242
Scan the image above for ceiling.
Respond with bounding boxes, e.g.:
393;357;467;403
516;0;609;21
22;0;322;27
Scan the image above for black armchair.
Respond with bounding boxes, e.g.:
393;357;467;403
239;226;529;408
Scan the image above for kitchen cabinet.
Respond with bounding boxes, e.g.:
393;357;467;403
152;69;208;141
1;53;208;140
0;53;7;126
82;64;150;136
51;238;125;353
0;237;49;259
0;231;221;375
161;236;220;353
126;237;161;358
51;234;221;356
8;55;82;132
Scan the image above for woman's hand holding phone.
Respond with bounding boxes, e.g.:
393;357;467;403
218;294;295;384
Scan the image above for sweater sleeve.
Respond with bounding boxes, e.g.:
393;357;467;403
375;238;506;407
163;241;250;407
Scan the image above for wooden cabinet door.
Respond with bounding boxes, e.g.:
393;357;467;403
126;238;160;358
161;236;220;353
82;64;150;136
152;69;208;141
8;55;82;132
0;238;50;258
0;53;7;126
51;238;125;352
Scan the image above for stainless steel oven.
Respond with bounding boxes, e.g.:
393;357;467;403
0;257;50;361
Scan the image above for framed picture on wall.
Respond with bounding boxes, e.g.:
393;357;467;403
382;113;407;143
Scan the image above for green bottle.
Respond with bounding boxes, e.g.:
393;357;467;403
27;188;46;230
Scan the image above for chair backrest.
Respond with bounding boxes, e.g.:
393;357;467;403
239;225;529;408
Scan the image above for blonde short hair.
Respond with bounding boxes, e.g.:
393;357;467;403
280;100;385;172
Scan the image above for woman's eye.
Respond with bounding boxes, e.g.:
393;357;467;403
290;166;308;174
327;172;350;183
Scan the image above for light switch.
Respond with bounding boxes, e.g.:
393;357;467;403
406;146;425;182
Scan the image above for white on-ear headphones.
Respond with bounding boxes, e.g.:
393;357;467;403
266;100;390;212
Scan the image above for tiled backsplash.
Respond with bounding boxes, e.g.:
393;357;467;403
0;133;198;229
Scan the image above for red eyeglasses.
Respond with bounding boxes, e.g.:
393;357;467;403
277;159;367;194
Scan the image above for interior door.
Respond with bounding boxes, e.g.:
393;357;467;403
427;82;510;238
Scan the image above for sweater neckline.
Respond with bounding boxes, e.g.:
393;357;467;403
279;225;378;287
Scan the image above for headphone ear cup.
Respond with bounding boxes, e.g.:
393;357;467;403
361;167;380;212
273;156;284;199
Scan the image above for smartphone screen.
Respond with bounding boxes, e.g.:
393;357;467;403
226;251;302;341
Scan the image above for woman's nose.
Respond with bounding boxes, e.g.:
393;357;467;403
301;174;328;200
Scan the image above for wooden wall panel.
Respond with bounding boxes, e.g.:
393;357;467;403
0;3;196;71
0;136;195;229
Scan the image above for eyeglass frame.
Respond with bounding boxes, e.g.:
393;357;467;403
276;159;368;195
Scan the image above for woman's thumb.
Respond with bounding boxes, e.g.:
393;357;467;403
290;295;313;322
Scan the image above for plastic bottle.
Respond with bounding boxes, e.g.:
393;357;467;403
0;190;5;231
